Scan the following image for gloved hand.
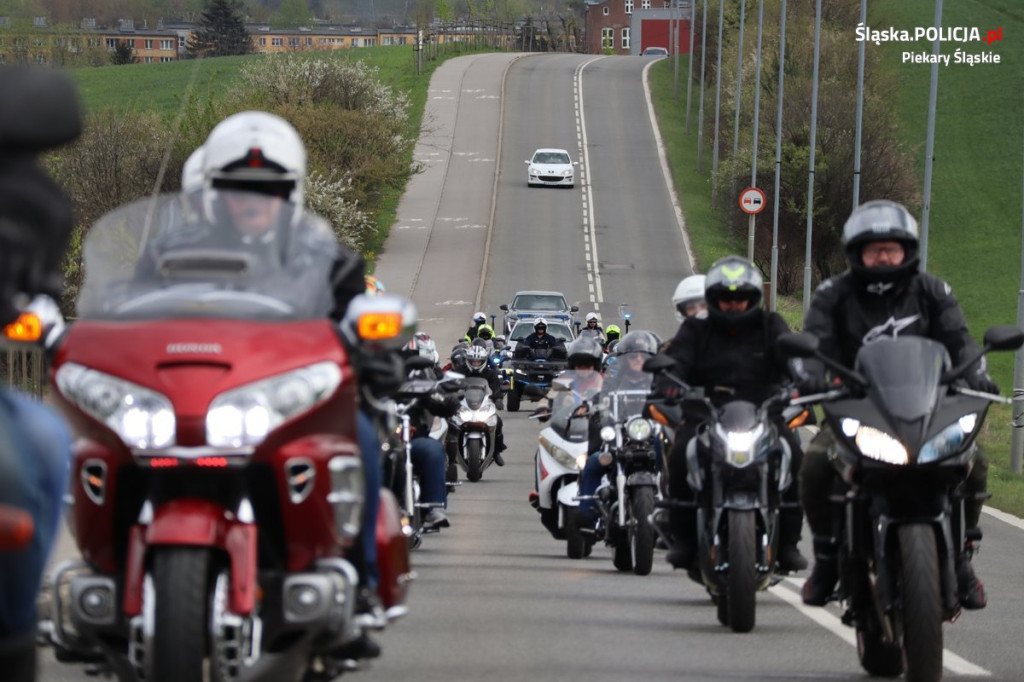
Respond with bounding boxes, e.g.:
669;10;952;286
531;406;552;422
967;371;1000;395
796;373;828;396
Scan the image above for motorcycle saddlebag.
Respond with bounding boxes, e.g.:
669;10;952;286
375;488;412;610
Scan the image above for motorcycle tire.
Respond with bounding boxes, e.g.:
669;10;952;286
898;524;943;682
613;538;633;572
506;388;521;412
716;589;729;627
726;509;757;633
152;547;212;682
466;439;484;482
629;488;656;576
856;623;903;678
565;507;588;560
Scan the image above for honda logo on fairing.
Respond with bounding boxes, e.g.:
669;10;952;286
166;343;223;354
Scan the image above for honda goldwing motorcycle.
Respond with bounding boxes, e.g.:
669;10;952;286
645;355;796;632
779;327;1023;681
531;371;603;559
446;376;498;482
42;193;414;682
581;371;661;576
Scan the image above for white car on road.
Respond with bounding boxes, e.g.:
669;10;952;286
525;148;578;188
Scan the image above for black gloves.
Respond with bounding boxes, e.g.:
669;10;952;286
796;373;828;396
966;370;1000;395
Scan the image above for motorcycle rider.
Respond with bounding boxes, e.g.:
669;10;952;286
661;255;808;573
604;324;622;353
398;333;460;530
579;312;605;343
798;200;996;610
672;274;708;322
466;311;488;340
515;318;566;356
577;332;662;526
0;65;80;681
460;344;508;466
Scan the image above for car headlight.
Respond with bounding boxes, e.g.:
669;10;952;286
207;361;342;448
55;363;176;450
919;413;978;463
563;170;572;177
849;422;908;465
529;166;539;174
625;417;654;442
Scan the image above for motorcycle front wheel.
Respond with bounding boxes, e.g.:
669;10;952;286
152;547;212;681
629;488;656;576
466;439;484;482
565;506;588;560
506;388;521;412
726;509;757;633
898;523;943;682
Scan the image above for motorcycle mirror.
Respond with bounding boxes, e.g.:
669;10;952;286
499;304;509;311
983;325;1024;352
642;354;676;373
340;293;417;351
570;305;580;313
404;355;434;371
0;66;82;152
777;332;819;358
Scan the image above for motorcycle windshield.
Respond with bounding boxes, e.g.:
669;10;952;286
464;377;491;410
601;356;654;422
854;337;951;422
76;192;340;321
550;371;604;438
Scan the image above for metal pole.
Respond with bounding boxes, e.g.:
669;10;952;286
747;0;764;262
1014;98;1024;472
919;0;943;273
802;0;822;313
769;0;786;311
673;1;680;99
731;0;747;162
685;0;697;133
711;0;725;195
697;0;709;172
852;0;866;207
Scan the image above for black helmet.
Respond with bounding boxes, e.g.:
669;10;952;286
704;255;763;330
842;199;920;295
566;336;604;370
614;330;660;357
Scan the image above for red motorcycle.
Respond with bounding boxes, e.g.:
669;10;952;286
43;193;413;681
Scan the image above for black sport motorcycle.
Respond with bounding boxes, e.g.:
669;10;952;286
779;326;1023;681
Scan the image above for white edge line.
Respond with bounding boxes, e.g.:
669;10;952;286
982;504;1024;530
774;578;991;677
641;58;698;275
577;57;605;304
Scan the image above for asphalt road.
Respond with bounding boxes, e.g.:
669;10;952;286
40;52;1023;681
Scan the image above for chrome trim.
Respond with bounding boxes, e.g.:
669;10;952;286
284;457;316;504
131;445;255;458
80;459;107;506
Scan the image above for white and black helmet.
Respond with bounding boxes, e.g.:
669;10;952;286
566;336;604;369
672;274;706;321
472;311;486;325
705;255;763;329
842;199;920;295
585;312;599;323
465;345;488;372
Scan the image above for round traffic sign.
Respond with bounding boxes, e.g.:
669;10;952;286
738;187;766;215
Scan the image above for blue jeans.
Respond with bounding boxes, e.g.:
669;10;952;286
410;437;447;507
578;440;663;519
356;410;381;590
0;388;71;637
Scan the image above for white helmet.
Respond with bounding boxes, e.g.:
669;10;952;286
466;345;488;372
181;146;205;193
673;274;707;322
202;111;306;207
585;312;599;323
472;311;486;324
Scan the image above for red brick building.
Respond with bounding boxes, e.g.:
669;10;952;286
584;0;692;56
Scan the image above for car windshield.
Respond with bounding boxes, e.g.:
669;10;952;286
510;322;574;343
511;294;568;311
76;191;339;322
533;152;570;165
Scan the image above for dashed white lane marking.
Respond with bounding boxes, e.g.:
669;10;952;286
576;57;606;307
772;577;991;677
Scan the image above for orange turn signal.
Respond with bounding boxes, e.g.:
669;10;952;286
648;404;670;426
3;312;42;342
787;409;811;430
358;312;402;341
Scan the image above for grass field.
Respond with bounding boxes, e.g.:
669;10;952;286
649;1;1024;515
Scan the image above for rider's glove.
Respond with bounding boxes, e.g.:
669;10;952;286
796;373;827;396
966;370;1000;395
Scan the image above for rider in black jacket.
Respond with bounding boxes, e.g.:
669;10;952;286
797;199;996;609
515;318;566;356
662;256;808;574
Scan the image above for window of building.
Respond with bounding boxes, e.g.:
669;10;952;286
272;37;282;46
625;0;633;13
621;27;630;49
398;36;407;45
105;38;117;50
366;38;376;46
383;36;394;45
144;56;153;63
259;37;266;46
160;56;173;62
641;0;651;7
289;37;299;46
161;39;173;50
178;35;185;48
603;7;609;15
601;27;613;49
144;39;152;49
35;54;46;64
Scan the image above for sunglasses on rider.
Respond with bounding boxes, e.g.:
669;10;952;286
213;178;295;200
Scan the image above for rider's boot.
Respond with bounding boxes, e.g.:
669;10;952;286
957;537;987;610
493;432;507;466
801;537;839;606
0;632;36;682
777;507;809;573
665;507;697;570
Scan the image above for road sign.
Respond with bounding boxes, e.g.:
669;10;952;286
738;186;766;215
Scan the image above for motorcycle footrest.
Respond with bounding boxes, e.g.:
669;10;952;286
653;499;697;509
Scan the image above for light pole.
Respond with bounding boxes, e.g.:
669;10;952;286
697;0;709;172
746;0;764;263
769;0;787;311
919;0;944;272
852;0;866;207
802;0;822;313
711;0;725;200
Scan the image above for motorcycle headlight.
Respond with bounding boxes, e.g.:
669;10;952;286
852;424;908;465
625;417;654;442
55;363;175;450
919;413;978;464
207;362;342;448
600;426;616;442
719;423;765;467
540;436;584;471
